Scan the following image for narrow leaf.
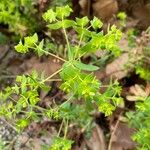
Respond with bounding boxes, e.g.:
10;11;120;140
74;61;99;71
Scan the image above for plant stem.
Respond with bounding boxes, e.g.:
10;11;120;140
74;31;84;59
0;118;17;132
43;50;66;62
62;17;71;60
64;119;68;139
31;44;66;62
59;94;74;108
46;78;62;82
108;112;123;150
57;119;64;137
63;28;70;52
42;68;63;82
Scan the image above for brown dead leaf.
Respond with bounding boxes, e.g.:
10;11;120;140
23;56;62;78
106;53;129;79
79;0;89;16
92;0;118;22
110;122;136;150
145;84;150;95
118;0;150;29
126;84;148;101
130;84;147;96
110;143;122;150
79;0;118;22
132;2;150;29
85;125;106;150
72;141;87;150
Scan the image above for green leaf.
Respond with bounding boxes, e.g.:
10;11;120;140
80;42;97;54
50;137;73;150
28;91;40;105
56;5;72;19
74;61;99;71
43;9;56;23
16;118;29;129
76;16;89;27
39;84;50;92
68;46;76;60
15;40;28;53
62;20;76;28
117;12;127;20
47;21;62;30
11;84;19;94
36;40;44;56
60;62;80;80
24;33;38;47
90;17;103;30
98;103;115;116
74;27;92;37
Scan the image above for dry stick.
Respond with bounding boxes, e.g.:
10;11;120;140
57;119;64;137
0;118;17;132
42;68;63;83
44;50;66;62
64;119;69;139
108;111;123;150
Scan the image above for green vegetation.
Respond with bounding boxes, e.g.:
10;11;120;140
127;96;150;149
0;5;123;149
0;0;39;37
0;2;150;149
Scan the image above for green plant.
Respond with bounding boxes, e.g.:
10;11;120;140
0;0;39;37
126;29;150;82
0;139;6;150
0;5;123;149
127;96;150;150
135;45;150;81
127;28;139;48
117;11;127;28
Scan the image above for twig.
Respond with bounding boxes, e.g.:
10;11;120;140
0;118;17;132
108;112;123;150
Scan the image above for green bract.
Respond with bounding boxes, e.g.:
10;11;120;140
90;16;103;30
56;5;72;19
43;9;56;23
117;12;127;20
76;16;89;27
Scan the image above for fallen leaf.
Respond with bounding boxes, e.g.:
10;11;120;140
118;0;150;29
86;125;106;150
106;53;129;79
126;84;148;101
145;84;150;95
110;122;136;150
79;0;118;22
92;0;118;22
132;2;150;29
23;56;62;78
